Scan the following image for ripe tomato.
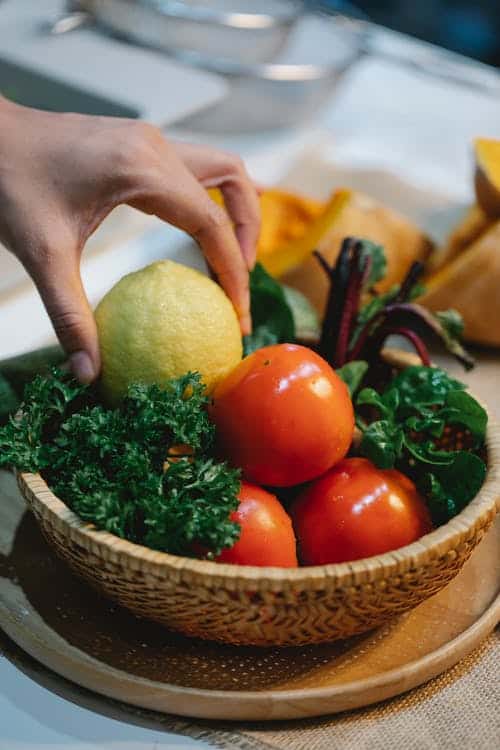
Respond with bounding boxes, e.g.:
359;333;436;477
210;344;354;487
291;458;432;565
216;482;298;567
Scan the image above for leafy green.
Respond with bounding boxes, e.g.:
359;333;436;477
439;390;488;439
359;419;404;469
0;370;87;471
349;286;399;349
436;310;464;339
418;454;487;526
243;263;295;355
0;374;19;423
336;360;369;396
0;369;240;557
282;285;320;341
384;366;465;415
358;240;387;288
355;365;487;525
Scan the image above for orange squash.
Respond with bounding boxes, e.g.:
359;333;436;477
421;220;500;346
474;137;500;218
282;191;434;316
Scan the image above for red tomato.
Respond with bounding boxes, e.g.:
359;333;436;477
291;458;432;565
216;482;298;567
210;344;354;487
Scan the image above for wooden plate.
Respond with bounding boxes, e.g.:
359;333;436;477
0;470;498;721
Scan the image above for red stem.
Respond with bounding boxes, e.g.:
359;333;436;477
381;327;431;366
334;246;365;367
348;309;385;361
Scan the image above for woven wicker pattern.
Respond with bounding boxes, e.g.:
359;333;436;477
17;352;500;646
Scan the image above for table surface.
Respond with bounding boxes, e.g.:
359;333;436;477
1;18;500;750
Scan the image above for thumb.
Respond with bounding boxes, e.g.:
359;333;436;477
31;256;100;383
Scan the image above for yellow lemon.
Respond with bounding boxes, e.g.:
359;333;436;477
95;260;242;404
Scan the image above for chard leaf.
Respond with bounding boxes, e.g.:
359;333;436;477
336;360;368;396
440;390;488;440
243;263;295;355
381;303;474;370
282;285;320;342
422;453;488;525
349;286;399;349
358;240;387;288
384;366;465;415
403;437;457;466
435;452;487;511
359;420;404;469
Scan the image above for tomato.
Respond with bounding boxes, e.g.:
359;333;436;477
210;344;354;487
216;482;298;567
291;458;432;565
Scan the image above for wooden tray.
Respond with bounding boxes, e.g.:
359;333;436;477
0;470;498;721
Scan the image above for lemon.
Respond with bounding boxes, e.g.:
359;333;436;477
95;260;242;404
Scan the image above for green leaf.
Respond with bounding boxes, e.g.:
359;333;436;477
384;366;465;415
436;452;487;511
408;282;427;301
243;263;295;355
359;420;404;469
357;387;395;419
403;437;457;466
336;361;368;396
349;286;399;349
358;240;387;288
282;285;320;341
436;310;464;339
441;390;488;440
0;374;19;424
423;452;488;524
418;473;457;526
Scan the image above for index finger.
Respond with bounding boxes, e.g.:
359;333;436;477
128;156;251;335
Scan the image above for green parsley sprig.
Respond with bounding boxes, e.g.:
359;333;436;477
0;369;241;557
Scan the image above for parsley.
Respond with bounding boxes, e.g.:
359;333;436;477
0;369;240;557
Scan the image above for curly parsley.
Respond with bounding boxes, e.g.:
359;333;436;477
0;369;240;557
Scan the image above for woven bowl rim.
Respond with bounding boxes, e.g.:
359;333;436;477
18;350;500;586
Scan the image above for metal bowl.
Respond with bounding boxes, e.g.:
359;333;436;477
176;14;366;131
74;0;303;65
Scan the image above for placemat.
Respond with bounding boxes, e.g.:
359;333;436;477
1;625;498;749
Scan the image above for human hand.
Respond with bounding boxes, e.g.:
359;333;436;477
0;97;259;382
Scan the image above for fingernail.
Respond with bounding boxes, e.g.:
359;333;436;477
69;351;96;384
240;313;252;337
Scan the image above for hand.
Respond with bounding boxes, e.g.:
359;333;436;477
0;97;260;382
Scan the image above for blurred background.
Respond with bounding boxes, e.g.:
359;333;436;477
319;1;500;66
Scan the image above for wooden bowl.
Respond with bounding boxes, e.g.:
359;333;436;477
17;352;500;646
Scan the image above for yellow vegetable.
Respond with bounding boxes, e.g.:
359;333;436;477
427;203;493;273
283;191;433;315
209;186;327;276
259;189;350;277
474;137;500;218
421;220;500;346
